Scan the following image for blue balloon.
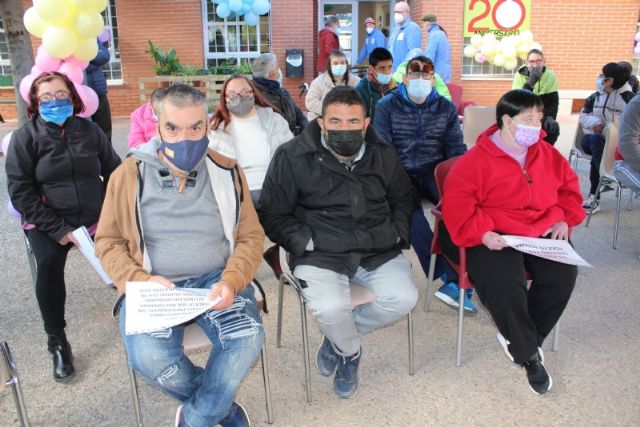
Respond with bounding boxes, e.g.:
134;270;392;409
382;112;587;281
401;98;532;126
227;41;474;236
212;0;226;4
216;3;231;19
241;4;252;14
244;11;260;26
228;0;243;12
252;0;270;15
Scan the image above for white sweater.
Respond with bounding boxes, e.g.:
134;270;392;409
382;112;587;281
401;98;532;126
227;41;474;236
229;114;269;191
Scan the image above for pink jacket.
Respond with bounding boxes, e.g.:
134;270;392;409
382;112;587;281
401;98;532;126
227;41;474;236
127;102;157;149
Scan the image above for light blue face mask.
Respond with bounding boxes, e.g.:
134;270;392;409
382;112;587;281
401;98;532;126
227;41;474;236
407;78;432;100
331;64;347;77
596;76;604;92
377;72;392;85
39;99;73;125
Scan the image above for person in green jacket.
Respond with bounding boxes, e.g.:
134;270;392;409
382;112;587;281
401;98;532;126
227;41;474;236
392;48;451;101
355;48;397;121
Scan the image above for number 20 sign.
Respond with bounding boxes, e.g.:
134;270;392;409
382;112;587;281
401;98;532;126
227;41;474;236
463;0;531;37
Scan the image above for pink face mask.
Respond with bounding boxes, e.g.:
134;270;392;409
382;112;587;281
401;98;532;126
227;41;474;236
509;118;541;148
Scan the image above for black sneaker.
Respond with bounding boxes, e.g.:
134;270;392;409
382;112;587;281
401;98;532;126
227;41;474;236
522;352;552;395
333;349;361;399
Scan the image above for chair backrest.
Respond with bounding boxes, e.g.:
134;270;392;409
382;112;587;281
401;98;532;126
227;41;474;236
434;156;462;200
601;122;620;177
183;323;211;351
447;83;463;112
573;123;588;155
462;106;496;148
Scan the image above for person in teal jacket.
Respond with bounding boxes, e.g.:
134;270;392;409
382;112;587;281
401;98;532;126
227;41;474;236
356;17;387;65
355;48;397;122
393;48;451;101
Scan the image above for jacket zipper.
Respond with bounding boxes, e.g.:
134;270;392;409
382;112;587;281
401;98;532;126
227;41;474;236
62;128;83;225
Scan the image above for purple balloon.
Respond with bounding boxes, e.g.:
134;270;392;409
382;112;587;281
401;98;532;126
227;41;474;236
98;27;111;43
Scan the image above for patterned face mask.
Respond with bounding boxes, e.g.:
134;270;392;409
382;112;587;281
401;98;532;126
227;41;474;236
509;118;541;148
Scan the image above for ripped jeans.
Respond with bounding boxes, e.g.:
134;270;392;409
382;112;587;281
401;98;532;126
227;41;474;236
119;271;264;427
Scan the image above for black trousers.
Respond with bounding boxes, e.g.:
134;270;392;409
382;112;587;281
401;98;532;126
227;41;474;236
92;93;112;142
438;222;577;363
26;229;73;335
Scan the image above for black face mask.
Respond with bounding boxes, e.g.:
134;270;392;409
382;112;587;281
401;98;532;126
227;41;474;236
324;129;365;157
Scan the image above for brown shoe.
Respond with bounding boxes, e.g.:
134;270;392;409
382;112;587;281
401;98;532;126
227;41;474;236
263;245;282;279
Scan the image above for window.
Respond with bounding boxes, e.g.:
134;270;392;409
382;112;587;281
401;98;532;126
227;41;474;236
461;35;525;79
0;17;12;86
202;0;271;68
101;0;122;82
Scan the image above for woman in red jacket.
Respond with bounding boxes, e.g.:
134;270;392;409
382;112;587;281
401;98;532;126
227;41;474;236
439;89;585;395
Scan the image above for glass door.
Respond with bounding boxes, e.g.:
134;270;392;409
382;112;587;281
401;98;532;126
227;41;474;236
320;1;358;64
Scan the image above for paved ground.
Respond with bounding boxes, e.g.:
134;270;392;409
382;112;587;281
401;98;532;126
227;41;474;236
0;115;638;427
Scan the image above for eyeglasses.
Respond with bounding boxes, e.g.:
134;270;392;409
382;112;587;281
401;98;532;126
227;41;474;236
38;91;70;103
407;62;434;80
226;90;254;101
526;59;544;65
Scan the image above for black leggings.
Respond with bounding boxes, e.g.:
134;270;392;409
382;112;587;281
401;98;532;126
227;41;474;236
26;229;72;335
438;222;577;363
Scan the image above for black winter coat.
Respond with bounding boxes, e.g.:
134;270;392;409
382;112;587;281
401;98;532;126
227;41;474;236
258;120;416;276
6;116;121;241
373;87;466;177
253;77;308;135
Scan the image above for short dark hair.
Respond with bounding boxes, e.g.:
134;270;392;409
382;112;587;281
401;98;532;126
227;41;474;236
27;72;85;119
602;62;630;90
325;15;339;27
368;48;393;67
326;50;350;82
321;86;366;118
527;49;544;59
496;89;544;129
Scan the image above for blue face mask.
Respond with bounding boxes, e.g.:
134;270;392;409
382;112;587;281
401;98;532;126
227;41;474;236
376;72;392;85
407;78;432;100
39;99;73;124
596;76;604;92
159;134;209;172
331;64;347;77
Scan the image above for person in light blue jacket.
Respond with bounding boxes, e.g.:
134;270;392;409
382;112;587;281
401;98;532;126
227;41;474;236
388;1;422;72
422;14;451;83
356;17;387;65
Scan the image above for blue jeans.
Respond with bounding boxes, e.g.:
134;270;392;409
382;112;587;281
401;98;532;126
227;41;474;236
581;133;605;194
119;271;264;427
294;255;418;356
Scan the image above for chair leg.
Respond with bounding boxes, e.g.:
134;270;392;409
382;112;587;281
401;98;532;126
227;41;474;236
260;345;274;424
455;287;465;367
1;343;30;427
614;186;623;249
407;310;415;375
423;253;437;312
628;190;634;211
276;276;285;348
126;356;143;427
298;293;312;403
551;319;560;352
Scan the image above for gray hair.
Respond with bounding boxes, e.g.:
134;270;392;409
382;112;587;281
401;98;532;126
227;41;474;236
154;83;207;115
252;53;278;79
325;16;339;27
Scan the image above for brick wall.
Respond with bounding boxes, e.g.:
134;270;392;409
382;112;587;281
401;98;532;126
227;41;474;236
1;0;638;119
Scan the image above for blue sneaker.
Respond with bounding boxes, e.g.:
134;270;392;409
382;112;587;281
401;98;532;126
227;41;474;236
333;349;361;399
316;336;339;377
220;402;251;427
434;282;478;316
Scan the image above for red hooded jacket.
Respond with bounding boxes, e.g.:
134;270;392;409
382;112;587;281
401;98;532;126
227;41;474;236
442;124;586;247
318;28;340;73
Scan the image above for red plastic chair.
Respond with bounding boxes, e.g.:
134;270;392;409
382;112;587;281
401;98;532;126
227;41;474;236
446;83;476;117
423;157;561;366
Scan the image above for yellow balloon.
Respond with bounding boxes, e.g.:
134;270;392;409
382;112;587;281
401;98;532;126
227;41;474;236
43;26;78;59
504;57;518;70
23;7;48;38
520;30;534;44
463;45;477;58
34;0;71;23
483;33;497;45
493;54;505;67
72;0;108;13
74;38;99;61
75;12;104;38
502;45;517;58
470;34;483;48
482;43;496;56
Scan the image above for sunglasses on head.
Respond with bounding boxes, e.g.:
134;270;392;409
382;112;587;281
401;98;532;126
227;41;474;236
408;62;434;73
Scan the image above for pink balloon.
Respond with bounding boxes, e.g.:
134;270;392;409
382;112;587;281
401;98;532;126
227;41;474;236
635;32;640;42
7;200;21;219
31;65;43;75
1;131;13;156
634;44;640;55
64;55;90;71
75;83;99;117
35;45;62;73
19;74;36;103
98;27;111;43
58;62;84;84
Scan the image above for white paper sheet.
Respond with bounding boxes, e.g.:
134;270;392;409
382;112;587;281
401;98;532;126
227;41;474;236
125;281;222;335
71;226;113;285
501;235;593;267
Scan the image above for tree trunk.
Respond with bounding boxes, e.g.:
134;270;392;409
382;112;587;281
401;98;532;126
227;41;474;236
0;0;34;125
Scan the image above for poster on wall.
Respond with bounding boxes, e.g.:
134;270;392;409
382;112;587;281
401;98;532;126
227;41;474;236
463;0;531;37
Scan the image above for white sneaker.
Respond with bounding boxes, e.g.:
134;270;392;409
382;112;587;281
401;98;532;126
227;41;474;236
496;332;544;364
582;194;601;213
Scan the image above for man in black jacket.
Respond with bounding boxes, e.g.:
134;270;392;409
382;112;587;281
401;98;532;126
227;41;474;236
252;53;308;135
258;86;417;399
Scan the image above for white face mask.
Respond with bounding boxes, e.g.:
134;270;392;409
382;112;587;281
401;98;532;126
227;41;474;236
394;13;405;25
366;27;374;34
